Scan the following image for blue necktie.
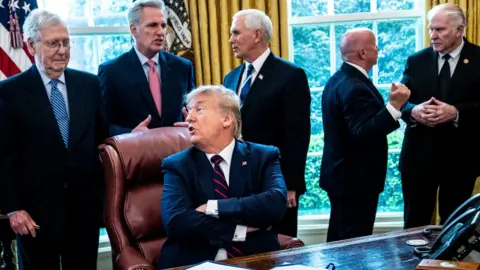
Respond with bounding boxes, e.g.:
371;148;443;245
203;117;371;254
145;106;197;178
50;79;69;147
210;155;244;258
239;64;254;105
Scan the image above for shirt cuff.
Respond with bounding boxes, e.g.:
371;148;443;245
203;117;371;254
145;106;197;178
206;200;218;217
7;211;18;217
232;225;247;242
386;103;402;121
454;110;459;127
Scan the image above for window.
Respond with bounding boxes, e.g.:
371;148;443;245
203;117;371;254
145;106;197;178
289;0;425;216
37;0;132;241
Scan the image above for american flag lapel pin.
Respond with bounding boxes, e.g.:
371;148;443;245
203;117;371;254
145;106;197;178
259;74;263;80
242;161;247;166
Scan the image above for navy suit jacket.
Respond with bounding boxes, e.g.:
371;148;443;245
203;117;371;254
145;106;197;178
98;48;195;135
400;40;480;177
320;63;399;197
158;141;287;269
223;53;311;194
0;65;108;233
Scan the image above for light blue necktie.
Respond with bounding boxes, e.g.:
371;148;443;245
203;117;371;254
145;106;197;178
50;79;69;147
239;64;254;105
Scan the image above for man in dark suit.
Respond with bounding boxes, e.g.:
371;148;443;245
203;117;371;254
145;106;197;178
98;0;195;135
223;9;311;237
400;3;480;228
0;10;109;270
320;28;411;242
159;85;287;269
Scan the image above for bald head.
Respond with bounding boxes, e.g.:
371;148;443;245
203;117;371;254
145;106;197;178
340;28;378;71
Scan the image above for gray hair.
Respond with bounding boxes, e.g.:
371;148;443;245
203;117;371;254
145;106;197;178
128;0;167;25
233;9;273;43
23;9;66;42
186;85;242;139
427;3;466;28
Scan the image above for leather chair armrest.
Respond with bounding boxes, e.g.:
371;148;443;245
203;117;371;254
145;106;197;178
278;234;305;249
116;246;154;270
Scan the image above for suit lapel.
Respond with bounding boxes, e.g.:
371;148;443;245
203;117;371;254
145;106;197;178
159;51;171;123
241;52;276;115
64;69;87;150
447;40;471;101
24;66;66;148
193;149;215;199
128;48;160;117
228;141;249;198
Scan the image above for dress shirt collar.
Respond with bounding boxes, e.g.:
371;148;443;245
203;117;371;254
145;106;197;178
345;61;369;79
35;60;65;86
247;48;271;73
439;38;464;60
205;139;236;165
134;46;159;66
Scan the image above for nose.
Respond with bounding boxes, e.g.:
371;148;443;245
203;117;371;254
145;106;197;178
430;30;438;39
186;110;193;122
229;34;234;44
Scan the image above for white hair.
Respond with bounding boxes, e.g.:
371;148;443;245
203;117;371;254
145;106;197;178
23;9;66;42
128;0;167;25
233;9;273;43
427;3;466;28
186;85;242;139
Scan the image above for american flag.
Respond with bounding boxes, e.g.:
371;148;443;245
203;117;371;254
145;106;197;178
0;0;37;80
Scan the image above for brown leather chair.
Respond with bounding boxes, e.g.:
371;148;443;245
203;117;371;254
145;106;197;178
99;127;304;270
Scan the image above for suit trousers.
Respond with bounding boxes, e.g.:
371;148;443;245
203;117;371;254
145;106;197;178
277;194;300;237
326;193;379;242
16;207;99;270
402;170;477;229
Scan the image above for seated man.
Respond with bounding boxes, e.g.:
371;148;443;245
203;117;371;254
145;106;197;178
159;85;288;269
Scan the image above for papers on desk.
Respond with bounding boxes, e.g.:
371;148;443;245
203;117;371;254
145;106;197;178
271;263;321;269
184;261;252;270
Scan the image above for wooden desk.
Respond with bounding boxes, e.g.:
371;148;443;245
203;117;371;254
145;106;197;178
170;227;435;270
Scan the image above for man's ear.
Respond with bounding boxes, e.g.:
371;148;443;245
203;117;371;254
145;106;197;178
129;24;137;38
358;48;366;60
223;113;234;128
254;29;262;44
26;38;36;56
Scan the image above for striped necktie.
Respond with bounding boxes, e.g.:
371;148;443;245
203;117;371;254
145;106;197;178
239;64;254;105
50;79;69;147
210;155;245;258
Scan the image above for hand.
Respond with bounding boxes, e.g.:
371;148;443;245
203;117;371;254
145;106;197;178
287;190;297;208
132;115;151;133
388;83;411;110
173;107;189;127
411;98;436;127
195;203;207;213
9;210;39;237
423;98;458;125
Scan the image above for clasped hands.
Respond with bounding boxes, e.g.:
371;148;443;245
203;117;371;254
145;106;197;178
411;97;457;127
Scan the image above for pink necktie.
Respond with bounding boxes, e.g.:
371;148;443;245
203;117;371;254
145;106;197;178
147;60;162;116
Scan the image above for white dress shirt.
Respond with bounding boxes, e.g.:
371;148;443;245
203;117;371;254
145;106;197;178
237;48;271;95
36;61;70;118
345;62;402;121
205;139;247;261
438;39;464;77
133;46;161;81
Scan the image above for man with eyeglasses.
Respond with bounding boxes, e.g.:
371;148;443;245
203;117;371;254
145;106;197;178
0;9;110;270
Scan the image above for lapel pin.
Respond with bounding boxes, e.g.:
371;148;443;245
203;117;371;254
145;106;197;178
259;74;263;80
242;161;247;166
464;59;469;64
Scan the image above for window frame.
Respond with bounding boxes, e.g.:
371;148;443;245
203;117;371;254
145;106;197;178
287;0;426;224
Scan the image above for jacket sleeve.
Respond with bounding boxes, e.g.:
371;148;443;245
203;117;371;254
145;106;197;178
0;87;21;214
161;157;237;248
217;147;288;228
279;67;311;192
340;82;400;139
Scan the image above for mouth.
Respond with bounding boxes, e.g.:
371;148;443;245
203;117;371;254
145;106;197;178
188;126;195;134
153;39;164;46
232;47;238;52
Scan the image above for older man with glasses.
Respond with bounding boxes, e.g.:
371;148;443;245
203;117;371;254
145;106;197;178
0;9;114;270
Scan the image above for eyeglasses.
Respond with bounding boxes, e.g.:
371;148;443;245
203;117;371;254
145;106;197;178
41;40;73;50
